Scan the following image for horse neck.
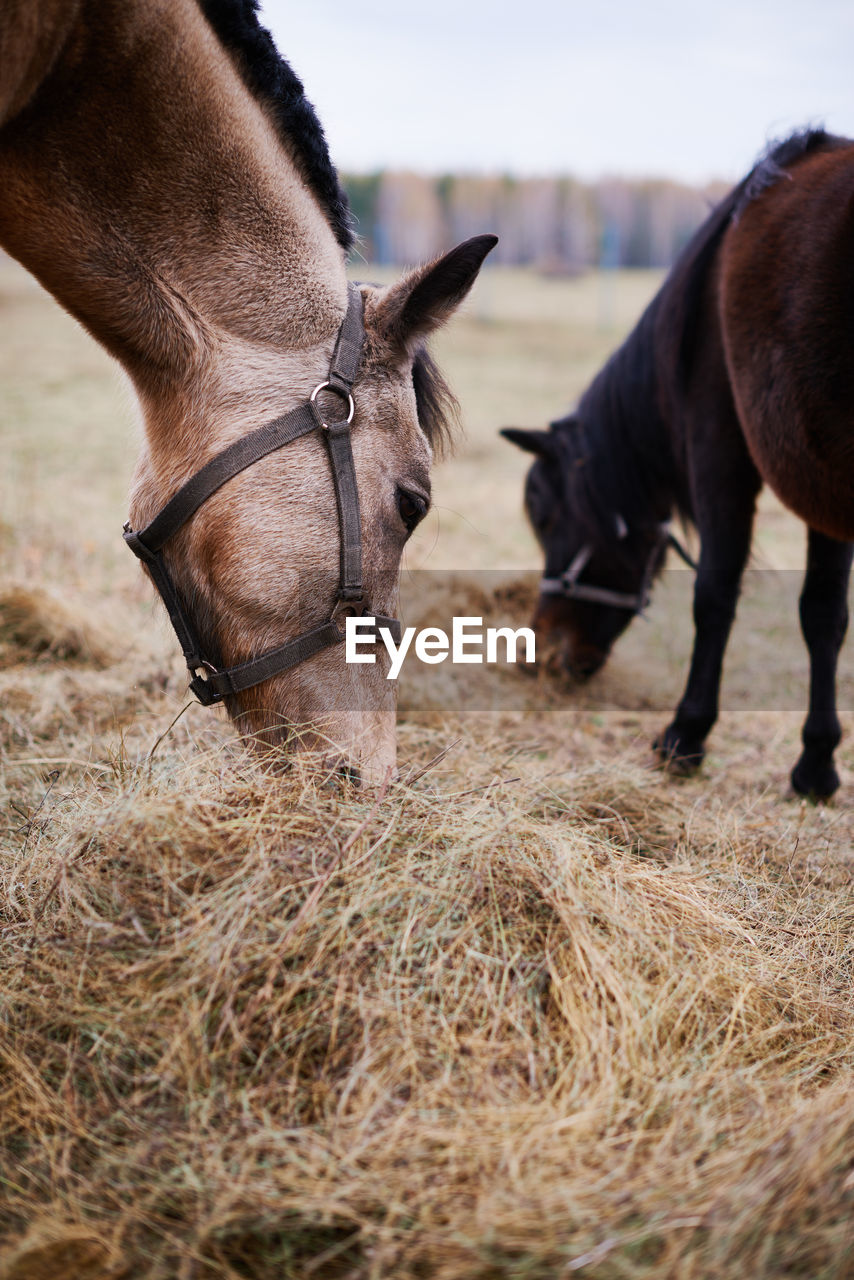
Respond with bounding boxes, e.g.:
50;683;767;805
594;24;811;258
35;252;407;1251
575;297;678;532
0;0;347;415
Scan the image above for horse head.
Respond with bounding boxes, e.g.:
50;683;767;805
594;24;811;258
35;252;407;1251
0;0;499;784
502;418;668;679
127;237;497;784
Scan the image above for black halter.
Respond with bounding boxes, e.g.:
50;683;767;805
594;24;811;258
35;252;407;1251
539;520;697;615
123;284;400;706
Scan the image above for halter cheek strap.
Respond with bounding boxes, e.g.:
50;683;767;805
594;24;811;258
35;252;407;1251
539;522;697;615
123;284;401;706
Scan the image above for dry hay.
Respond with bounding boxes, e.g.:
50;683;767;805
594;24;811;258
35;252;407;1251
1;1222;123;1280
0;586;116;670
5;251;852;1278
1;688;854;1279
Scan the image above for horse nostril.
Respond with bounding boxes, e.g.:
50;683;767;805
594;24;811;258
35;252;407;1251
338;762;361;786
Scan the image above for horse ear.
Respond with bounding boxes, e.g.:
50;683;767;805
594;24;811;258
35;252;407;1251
374;234;498;350
500;427;555;457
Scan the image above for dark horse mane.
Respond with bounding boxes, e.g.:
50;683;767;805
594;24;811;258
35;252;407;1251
409;343;456;457
198;0;354;252
560;127;849;544
197;1;457;454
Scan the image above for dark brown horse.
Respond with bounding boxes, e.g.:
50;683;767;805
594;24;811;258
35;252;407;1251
0;0;496;783
504;129;854;797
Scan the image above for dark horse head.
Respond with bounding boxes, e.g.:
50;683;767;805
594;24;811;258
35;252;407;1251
502;419;669;678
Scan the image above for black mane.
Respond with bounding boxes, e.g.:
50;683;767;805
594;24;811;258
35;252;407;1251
412;343;459;457
199;0;353;252
562;295;678;543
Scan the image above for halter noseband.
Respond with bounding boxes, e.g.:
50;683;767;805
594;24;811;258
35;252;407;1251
123;284;400;706
539;522;697;615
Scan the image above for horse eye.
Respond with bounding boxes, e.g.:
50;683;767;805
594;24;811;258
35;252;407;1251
397;486;428;534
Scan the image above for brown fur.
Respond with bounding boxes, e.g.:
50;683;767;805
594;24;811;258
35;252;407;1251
720;147;854;540
0;0;496;782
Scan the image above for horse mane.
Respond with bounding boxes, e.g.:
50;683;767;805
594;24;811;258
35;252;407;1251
412;343;459;457
566;127;849;545
198;0;354;252
565;296;678;545
189;3;460;452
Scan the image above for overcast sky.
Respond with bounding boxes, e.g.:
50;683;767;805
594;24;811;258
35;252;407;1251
261;0;853;184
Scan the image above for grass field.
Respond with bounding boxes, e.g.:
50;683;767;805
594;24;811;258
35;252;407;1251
1;255;853;1279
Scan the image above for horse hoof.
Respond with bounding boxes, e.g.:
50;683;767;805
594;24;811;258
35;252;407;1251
653;726;705;775
790;757;840;801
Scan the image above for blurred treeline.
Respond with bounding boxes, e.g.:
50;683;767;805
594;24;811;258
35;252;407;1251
344;171;729;270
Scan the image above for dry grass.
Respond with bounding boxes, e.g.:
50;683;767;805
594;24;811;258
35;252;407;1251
2;716;854;1279
0;586;118;669
1;256;854;1278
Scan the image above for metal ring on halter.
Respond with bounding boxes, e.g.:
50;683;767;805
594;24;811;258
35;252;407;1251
310;380;355;429
123;284;388;706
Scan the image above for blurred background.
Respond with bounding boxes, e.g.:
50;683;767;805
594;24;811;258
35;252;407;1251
263;0;854;271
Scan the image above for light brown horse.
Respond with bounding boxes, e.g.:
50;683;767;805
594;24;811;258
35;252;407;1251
0;0;496;783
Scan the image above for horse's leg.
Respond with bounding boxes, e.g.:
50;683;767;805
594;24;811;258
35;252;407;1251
790;529;853;799
654;491;756;773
